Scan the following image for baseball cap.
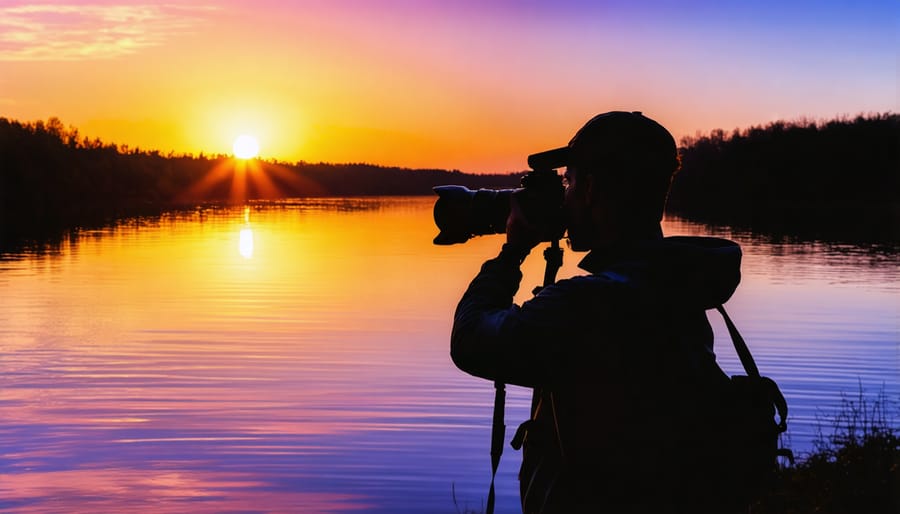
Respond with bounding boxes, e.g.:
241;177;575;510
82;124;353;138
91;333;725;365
527;111;677;172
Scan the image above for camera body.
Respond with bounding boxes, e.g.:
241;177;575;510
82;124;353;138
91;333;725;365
432;166;564;245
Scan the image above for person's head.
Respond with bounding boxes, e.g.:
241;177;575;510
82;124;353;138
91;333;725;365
530;111;680;250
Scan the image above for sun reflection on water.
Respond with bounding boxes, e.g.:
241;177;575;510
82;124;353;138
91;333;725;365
239;228;254;259
239;206;254;259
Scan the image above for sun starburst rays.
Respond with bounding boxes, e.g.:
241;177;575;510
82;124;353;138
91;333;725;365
180;158;329;206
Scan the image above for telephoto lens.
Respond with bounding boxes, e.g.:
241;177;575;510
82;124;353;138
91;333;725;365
432;167;564;245
432;185;517;245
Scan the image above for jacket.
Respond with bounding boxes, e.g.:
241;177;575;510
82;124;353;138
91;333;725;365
451;236;743;513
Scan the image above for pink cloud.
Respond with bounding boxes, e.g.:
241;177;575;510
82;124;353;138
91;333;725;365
0;3;216;61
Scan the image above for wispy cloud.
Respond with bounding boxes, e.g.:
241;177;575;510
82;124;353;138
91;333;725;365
0;3;215;61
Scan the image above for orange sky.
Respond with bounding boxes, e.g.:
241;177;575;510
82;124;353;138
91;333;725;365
0;0;895;172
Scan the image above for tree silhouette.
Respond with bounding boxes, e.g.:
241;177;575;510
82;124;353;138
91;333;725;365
667;113;898;240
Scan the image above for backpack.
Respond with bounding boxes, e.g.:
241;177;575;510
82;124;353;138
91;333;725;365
497;304;792;514
688;305;792;511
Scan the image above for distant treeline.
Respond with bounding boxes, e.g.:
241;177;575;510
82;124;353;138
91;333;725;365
667;113;899;239
0;117;521;241
2;113;898;243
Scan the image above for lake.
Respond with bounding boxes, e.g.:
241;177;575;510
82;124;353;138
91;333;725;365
1;196;897;513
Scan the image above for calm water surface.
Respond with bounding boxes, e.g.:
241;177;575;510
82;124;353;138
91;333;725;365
1;197;898;513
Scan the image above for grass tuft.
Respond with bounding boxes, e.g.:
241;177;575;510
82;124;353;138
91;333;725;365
753;386;899;514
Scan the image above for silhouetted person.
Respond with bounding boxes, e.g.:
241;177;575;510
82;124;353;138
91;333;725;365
451;112;744;513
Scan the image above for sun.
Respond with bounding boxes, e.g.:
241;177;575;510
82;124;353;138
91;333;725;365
233;134;260;159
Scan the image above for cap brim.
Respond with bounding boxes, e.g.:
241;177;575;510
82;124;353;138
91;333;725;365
527;147;569;170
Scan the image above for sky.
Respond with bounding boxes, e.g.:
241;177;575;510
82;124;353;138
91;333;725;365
0;0;896;173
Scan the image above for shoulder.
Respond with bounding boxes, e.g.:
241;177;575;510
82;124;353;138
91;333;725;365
519;272;633;319
543;272;634;297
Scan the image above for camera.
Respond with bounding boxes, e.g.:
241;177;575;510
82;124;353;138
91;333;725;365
432;155;565;245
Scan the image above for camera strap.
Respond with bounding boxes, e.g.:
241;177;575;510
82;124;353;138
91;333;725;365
487;381;505;514
485;242;564;514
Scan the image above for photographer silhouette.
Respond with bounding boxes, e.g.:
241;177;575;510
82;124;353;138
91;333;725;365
450;112;753;513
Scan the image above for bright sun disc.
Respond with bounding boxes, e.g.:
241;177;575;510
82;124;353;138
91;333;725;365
233;134;259;159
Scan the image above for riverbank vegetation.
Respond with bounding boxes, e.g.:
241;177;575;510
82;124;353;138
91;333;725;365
2;113;897;244
752;389;898;514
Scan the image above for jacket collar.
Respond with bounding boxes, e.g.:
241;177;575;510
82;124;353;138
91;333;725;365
576;232;664;274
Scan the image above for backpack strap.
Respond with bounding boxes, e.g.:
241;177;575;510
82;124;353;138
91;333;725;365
715;305;789;432
715;305;760;378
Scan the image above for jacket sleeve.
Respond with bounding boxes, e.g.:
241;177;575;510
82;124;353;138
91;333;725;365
451;243;571;387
